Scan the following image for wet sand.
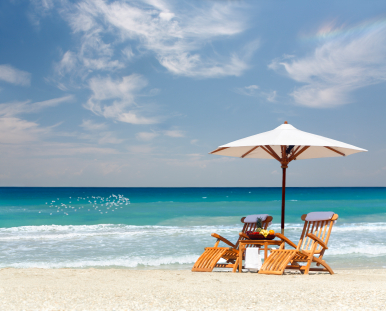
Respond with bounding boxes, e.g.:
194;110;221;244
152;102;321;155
0;268;385;310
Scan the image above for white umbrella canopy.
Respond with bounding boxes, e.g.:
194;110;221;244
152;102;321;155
210;122;367;234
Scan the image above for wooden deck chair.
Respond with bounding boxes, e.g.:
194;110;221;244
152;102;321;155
192;214;273;272
258;212;338;275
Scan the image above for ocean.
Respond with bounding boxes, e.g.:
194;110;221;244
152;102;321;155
0;187;385;270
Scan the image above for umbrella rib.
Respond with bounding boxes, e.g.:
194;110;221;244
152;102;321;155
324;146;345;156
261;145;281;162
288;146;310;162
209;147;229;154
265;145;282;162
241;146;260;158
291;145;301;156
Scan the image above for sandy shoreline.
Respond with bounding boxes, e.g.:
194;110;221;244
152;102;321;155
1;268;385;310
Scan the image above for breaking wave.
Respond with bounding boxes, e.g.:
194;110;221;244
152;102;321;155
1;222;385;269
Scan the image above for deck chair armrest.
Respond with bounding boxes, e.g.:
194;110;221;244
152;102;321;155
238;232;250;240
275;233;297;249
307;233;328;249
211;233;236;248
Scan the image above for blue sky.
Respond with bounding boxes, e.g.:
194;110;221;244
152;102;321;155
0;0;385;187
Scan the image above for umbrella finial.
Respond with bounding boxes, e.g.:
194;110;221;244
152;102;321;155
284;121;288;124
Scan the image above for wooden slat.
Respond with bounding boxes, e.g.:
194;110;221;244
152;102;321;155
279;251;294;272
314;221;322;251
272;250;288;271
318;221;328;251
301;221;310;250
305;221;316;250
324;218;334;245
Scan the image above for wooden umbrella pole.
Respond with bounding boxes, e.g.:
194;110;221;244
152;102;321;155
281;165;287;235
280;143;288;236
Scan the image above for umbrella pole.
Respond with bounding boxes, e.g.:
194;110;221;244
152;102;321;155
281;165;287;235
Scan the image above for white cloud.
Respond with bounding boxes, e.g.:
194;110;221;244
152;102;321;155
122;47;135;61
0;64;31;86
117;112;157;125
80;121;124;144
235;85;277;102
269;20;386;108
266;90;277;102
97;132;124;144
163;129;184;137
81;119;107;131
0;95;73;144
51;0;253;80
88;74;146;102
55;51;77;77
136;131;159;141
85;74;158;124
236;85;259;96
0;95;74;116
136;129;184;141
0;117;45;144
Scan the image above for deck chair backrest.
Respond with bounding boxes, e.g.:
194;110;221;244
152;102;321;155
297;213;339;252
235;216;273;249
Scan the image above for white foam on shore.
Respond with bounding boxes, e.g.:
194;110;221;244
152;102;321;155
1;222;385;269
0;224;240;241
1;222;385;233
328;244;386;256
0;255;200;269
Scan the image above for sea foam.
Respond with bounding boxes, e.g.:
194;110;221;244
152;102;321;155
0;222;385;269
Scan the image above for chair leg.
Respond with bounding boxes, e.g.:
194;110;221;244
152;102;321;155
304;243;318;275
304;257;312;275
233;258;239;273
316;250;326;267
313;257;334;275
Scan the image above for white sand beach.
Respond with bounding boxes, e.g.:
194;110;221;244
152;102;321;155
1;268;385;310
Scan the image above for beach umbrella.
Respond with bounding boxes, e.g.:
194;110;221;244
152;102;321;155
210;121;367;234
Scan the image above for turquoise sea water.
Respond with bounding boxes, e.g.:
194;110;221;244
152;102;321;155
0;187;385;270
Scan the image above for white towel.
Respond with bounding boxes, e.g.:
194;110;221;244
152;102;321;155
245;248;262;272
244;214;269;223
305;211;334;221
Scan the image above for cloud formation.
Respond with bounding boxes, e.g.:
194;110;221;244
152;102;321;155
0;95;73;116
0;117;44;144
163;129;184;138
0;64;31;86
135;129;184;141
85;74;158;124
0;95;73;144
52;0;252;79
235;85;277;102
80;120;123;144
81;119;107;131
136;131;159;141
269;19;386;108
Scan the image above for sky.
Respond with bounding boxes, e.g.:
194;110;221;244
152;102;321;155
0;0;386;187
